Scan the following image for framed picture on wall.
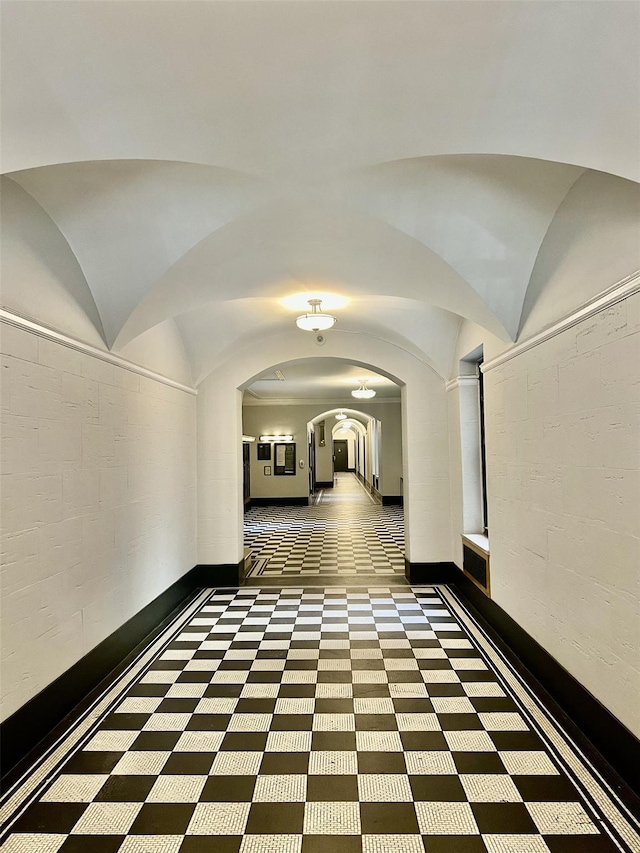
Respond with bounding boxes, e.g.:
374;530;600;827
257;443;271;460
264;465;271;476
274;442;296;475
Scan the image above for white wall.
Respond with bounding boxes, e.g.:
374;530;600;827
0;322;197;722
485;292;640;737
118;320;194;386
242;405;310;499
448;292;640;736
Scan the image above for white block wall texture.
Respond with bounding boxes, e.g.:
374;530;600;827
0;322;197;722
483;293;640;737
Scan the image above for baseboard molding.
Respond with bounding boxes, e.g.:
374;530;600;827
250;497;309;506
453;573;640;796
193;561;244;587
405;560;458;584
0;566;203;778
315;481;334;488
382;495;403;506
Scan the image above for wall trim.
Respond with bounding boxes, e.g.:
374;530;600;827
193;562;245;587
482;270;640;373
0;566;204;778
405;560;458;584
453;573;640;796
0;308;197;395
445;375;478;393
315;481;334;489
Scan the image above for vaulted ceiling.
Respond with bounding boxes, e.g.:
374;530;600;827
2;1;639;388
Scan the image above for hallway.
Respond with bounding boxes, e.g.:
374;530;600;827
244;474;405;578
1;584;637;853
2;4;639;852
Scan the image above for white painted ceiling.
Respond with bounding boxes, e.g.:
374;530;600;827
2;1;639;390
246;359;399;402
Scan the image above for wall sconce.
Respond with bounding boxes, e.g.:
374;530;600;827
259;434;294;442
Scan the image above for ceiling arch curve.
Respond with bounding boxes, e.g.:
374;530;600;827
311;409;373;428
115;198;509;350
2;2;638;180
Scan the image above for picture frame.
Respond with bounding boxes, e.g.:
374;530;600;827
274;442;296;475
264;465;271;476
257;443;271;460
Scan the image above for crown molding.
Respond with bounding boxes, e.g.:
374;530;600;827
482;271;640;374
0;309;197;396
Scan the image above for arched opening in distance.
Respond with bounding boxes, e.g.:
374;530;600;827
239;358;405;579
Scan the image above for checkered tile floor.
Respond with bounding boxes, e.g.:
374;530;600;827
2;587;638;853
244;474;405;576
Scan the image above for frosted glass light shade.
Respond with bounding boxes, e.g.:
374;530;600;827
335;412;347;420
295;312;336;331
352;382;376;399
295;298;336;332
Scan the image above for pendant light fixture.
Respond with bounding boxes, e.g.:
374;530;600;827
295;299;336;332
352;380;376;399
335;411;347;420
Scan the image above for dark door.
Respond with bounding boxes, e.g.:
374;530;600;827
309;437;315;494
243;443;251;506
333;440;348;472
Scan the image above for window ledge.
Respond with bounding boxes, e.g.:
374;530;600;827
462;533;490;555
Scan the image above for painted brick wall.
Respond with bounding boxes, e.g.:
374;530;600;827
0;323;197;722
484;293;640;736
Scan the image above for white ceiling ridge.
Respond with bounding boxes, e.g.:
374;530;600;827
311;408;374;424
113;195;510;350
3;176;108;345
335;328;445;381
0;308;197;396
242;396;400;407
6;156;266;182
482;270;640;374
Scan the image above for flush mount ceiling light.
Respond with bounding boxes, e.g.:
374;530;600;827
295;299;336;332
335;411;347;420
352;380;376;399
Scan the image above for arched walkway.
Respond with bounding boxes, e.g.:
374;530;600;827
244;472;404;578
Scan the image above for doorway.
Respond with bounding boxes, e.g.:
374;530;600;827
333;439;349;472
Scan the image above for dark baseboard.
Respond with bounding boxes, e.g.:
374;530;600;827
452;572;640;796
250;497;309;506
382;495;403;506
405;560;458;584
244;499;252;511
347;468;356;473
193;561;244;587
315;481;334;488
0;566;204;779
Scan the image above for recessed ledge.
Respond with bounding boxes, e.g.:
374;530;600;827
462;533;490;555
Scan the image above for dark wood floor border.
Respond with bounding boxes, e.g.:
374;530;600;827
194;561;244;587
0;567;210;779
249;497;310;506
451;572;640;797
405;560;458;584
382;495;403;506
